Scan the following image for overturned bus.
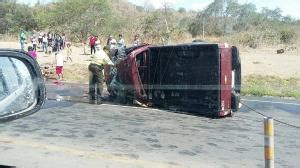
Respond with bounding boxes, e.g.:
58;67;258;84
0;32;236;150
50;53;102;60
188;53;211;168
107;42;241;117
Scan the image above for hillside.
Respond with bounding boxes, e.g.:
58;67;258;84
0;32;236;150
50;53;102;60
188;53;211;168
0;0;298;47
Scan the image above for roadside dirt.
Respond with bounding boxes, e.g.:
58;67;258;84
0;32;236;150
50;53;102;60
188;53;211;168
240;47;300;78
1;41;299;81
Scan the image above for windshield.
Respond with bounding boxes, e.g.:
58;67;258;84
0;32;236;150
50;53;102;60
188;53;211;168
0;57;36;115
0;57;20;99
0;0;299;167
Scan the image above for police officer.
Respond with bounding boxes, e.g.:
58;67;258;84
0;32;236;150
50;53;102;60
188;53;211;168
88;43;114;104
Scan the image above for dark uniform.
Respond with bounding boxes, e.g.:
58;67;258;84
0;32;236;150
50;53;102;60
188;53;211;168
88;63;104;104
88;47;114;104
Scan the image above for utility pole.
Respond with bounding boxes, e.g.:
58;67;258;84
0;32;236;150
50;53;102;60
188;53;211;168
163;0;170;45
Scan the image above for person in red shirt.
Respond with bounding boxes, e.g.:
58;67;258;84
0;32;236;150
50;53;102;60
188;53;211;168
89;35;96;55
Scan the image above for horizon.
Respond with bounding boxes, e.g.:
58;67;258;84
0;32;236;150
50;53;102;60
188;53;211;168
17;0;300;19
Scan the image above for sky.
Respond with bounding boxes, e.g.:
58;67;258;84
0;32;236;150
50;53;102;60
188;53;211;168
18;0;300;19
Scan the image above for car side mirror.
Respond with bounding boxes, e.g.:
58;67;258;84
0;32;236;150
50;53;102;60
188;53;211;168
0;49;45;123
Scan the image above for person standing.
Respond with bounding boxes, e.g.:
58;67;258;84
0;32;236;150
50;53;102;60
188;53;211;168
53;34;61;52
31;35;37;51
95;36;101;49
106;34;112;47
42;34;48;53
19;30;27;51
55;51;64;80
47;32;53;48
38;31;43;46
27;46;37;59
66;42;72;63
117;34;125;48
61;33;66;50
109;38;117;50
133;34;140;46
88;45;114;104
89;35;96;55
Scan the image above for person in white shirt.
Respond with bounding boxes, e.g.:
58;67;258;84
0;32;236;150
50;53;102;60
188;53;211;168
38;32;43;46
95;36;101;50
117;34;125;48
31;35;37;51
42;34;48;53
55;51;64;80
61;33;66;49
109;38;117;50
133;34;140;46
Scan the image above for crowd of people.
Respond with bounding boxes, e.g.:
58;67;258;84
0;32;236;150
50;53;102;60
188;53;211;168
19;30;70;81
19;29;142;105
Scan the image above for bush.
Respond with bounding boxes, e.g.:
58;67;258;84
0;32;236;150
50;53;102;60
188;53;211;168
279;29;296;44
227;31;259;48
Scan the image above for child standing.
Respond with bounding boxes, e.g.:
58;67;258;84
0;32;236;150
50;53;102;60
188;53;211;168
27;46;37;59
55;51;64;80
66;42;72;63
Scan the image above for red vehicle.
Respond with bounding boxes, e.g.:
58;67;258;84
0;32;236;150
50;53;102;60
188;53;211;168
109;42;241;117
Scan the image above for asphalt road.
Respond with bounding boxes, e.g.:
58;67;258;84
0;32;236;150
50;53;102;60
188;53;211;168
0;82;299;168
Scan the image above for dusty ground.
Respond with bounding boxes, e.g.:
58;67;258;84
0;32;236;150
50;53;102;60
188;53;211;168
1;41;300;80
240;47;300;78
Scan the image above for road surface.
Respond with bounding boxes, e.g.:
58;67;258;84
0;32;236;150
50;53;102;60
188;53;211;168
0;82;299;168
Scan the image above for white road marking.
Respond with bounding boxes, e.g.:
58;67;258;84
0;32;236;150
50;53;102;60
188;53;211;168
241;99;300;106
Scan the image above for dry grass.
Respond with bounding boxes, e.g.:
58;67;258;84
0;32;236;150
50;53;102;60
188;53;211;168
0;34;18;42
63;64;89;83
242;75;300;99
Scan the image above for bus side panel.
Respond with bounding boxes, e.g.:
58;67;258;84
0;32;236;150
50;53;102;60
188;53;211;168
148;44;221;116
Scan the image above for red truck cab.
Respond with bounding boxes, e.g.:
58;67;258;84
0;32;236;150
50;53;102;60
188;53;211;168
111;43;241;117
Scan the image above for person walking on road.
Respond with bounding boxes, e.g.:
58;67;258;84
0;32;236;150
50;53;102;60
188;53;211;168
88;44;114;104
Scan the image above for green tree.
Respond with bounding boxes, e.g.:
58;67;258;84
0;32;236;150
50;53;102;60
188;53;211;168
33;0;111;41
261;7;282;21
178;7;186;13
0;0;37;33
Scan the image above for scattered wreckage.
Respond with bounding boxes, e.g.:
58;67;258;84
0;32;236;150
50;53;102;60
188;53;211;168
40;63;56;80
107;42;241;117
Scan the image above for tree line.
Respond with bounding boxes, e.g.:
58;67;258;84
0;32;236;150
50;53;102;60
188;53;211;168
0;0;297;47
